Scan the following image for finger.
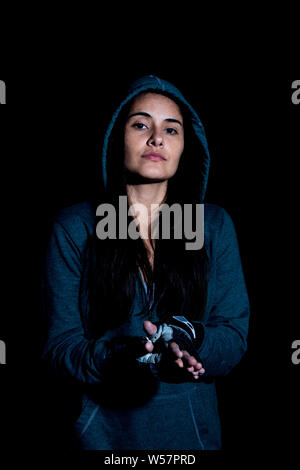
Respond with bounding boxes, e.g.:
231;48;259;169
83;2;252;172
145;341;154;352
181;351;203;371
181;350;198;366
169;342;183;358
193;367;205;376
194;362;203;370
174;358;184;368
143;320;157;337
133;337;153;357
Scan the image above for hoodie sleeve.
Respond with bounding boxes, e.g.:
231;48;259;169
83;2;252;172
41;216;115;385
196;207;250;377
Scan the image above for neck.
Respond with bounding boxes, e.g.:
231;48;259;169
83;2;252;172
126;181;167;242
126;181;167;211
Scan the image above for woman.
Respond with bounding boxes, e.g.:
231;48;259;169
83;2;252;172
41;75;250;450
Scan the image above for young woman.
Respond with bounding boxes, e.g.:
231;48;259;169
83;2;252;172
41;75;250;450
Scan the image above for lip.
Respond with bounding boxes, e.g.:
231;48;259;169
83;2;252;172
141;152;166;161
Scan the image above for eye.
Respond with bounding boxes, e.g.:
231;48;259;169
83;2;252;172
166;128;178;135
132;122;147;130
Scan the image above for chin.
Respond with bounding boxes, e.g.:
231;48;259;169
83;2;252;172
140;170;169;181
125;166;172;183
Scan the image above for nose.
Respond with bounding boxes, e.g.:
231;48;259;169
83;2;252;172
147;127;164;147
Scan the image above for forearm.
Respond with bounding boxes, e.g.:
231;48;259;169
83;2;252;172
42;331;114;384
42;329;152;385
196;321;248;377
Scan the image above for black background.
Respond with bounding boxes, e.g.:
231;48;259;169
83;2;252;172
0;61;299;460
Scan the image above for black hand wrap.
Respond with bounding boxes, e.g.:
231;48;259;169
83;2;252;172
137;316;204;365
104;335;149;366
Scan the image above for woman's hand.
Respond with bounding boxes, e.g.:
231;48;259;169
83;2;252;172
105;334;154;365
143;321;205;379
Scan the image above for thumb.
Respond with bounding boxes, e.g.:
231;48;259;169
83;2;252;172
143;320;157;337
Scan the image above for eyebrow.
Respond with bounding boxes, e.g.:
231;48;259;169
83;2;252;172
127;111;183;126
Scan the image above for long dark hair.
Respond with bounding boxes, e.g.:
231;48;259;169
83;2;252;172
89;91;210;337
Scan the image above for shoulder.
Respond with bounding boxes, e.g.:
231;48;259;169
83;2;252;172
51;200;96;250
204;203;237;246
204;203;232;229
54;200;95;231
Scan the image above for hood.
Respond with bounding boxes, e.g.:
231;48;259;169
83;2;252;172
102;75;210;202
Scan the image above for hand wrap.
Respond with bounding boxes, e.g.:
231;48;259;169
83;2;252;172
137;316;204;365
104;335;150;366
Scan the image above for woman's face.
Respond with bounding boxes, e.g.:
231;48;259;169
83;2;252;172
124;92;184;181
